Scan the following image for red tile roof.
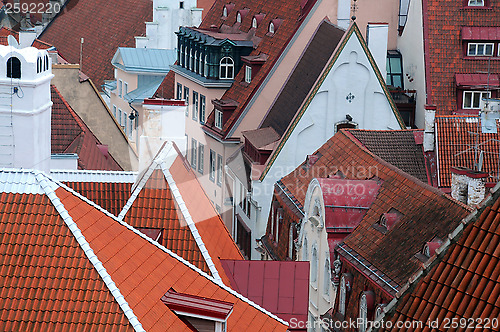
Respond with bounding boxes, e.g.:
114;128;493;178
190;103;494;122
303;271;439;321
423;0;500;113
272;130;471;294
200;0;317;138
455;73;500;88
39;0;153;88
435;115;499;187
0;169;288;331
383;184;500;331
0;26;53;49
51;85;123;171
221;260;309;327
119;143;243;284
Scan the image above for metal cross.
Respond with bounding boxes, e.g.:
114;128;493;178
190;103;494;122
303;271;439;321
346;93;355;103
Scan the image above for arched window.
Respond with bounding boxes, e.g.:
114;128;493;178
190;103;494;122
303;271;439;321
219;57;234;79
37;56;42;73
7;57;21;79
311;246;318;285
194;51;198;73
303;237;308;261
180;46;184;67
184;47;188;69
252;17;258;28
359;294;368;332
204;54;208;77
44;55;49;71
190;49;194;71
236;12;242;23
223;6;228;17
199;52;203;76
339;276;346;315
269;22;275;34
324;259;330;297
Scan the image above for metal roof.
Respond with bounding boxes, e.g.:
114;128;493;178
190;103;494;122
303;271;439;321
112;48;177;73
124;76;165;103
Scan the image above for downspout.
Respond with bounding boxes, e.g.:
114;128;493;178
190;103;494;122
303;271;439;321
224;164;237;239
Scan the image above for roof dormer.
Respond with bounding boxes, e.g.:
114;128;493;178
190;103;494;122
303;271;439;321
252;13;266;29
236;8;249;23
222;3;234;18
373;209;402;233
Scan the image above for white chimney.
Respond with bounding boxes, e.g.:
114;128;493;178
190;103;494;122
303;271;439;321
337;0;351;29
19;30;37;48
423;104;436;152
366;23;389;79
138;99;187;172
451;167;488;206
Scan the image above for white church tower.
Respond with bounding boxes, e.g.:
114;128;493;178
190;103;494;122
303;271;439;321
0;37;53;173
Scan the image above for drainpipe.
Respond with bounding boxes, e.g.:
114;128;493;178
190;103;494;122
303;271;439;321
224;164;237;239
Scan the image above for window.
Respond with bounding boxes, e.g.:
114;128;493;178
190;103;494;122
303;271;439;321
200;95;206;124
184;47;188;68
359;294;368;332
204;55;208;77
180;47;184;67
215;110;223;129
237;217;251;259
129;117;133;137
209;150;216;181
124;82;128;97
192;91;199;120
223;6;228;17
386;51;403;88
184;87;189;116
252;17;258;28
191;138;197;169
236;12;242;23
199;52;203;76
339;276;346;315
269;22;275;34
468;0;484;5
311;246;318;286
118;79;122;97
324;260;331;297
198;143;204;174
303;237;308;261
37;56;42;73
176;83;182;100
112;105;117;117
245;65;252;83
179;1;184;9
118;109;122;127
219;57;234;79
194;51;198;73
463;91;490;109
216;154;222;186
7;57;21;79
44;55;48;71
190;49;194;70
375;305;385;320
467;42;494;56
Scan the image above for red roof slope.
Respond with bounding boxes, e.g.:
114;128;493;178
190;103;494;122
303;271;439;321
0;192;132;331
221;260;309;325
383;184;500;331
435;115;499;187
0;169;288;331
278;130;470;292
39;0;152;88
51;85;123;171
423;0;500;113
201;0;317;138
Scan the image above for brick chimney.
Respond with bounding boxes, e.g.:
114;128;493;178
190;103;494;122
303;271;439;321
423;104;436;152
451;167;488;206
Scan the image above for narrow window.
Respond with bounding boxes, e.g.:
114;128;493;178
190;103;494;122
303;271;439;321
37;56;41;73
324;260;331;297
184;87;189;116
179;1;184;9
198;143;204;174
191;138;197;169
112;105;117;117
252;17;258;28
44;55;49;71
124;82;128;96
339;276;346;315
359;294;368;332
269;22;275;34
199;52;203;76
216;154;222;186
236;12;242;23
244;65;252;83
303;237;308;261
199;95;206;124
176;83;182;100
7;57;21;79
204;54;208;77
192;91;199;120
215;109;223;129
118;79;122;97
223;6;228;17
209;150;216;181
311;246;318;285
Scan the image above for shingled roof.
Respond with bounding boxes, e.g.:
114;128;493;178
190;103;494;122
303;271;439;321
0;168;287;331
201;0;318;138
51;85;123;171
423;0;500;114
270;129;471;292
381;182;500;331
117;142;244;285
39;0;152;88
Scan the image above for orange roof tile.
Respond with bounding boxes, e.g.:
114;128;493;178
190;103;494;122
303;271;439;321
435;115;500;187
383;183;500;331
0;168;288;331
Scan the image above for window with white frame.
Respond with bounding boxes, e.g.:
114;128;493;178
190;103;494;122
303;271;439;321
204;55;208;77
176;83;182;100
118;109;122;127
236;12;242;23
311;246;318;286
118;79;122;97
215;110;223;129
324;259;331;297
359;294;368;332
463;90;490;109
190;49;194;70
467;42;494;56
112;105;117;117
184;87;189;116
339;276;346;315
191;138;197;169
245;65;252;83
184;47;188;68
129;117;133;137
199;53;203;76
209;150;216;181
219;57;234;79
217;154;222;186
180;47;184;66
252;17;258;28
192;91;199;120
468;0;484;5
124;82;128;97
198;143;204;174
194;51;198;73
200;95;206;123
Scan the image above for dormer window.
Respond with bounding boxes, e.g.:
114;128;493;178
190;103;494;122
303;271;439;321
236;12;242;23
219;57;234;79
244;65;251;83
269;22;275;34
223;6;228;17
7;57;21;79
422;239;443;258
467;42;494;56
252;17;258;29
215;109;223;129
374;209;402;233
468;0;484;5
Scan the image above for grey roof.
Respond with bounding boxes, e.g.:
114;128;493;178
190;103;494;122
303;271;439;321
113;48;177;73
124;76;165;103
178;27;255;48
103;80;117;91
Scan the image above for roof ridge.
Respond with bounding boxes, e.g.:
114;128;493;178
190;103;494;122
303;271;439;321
44;171;289;327
33;170;145;332
341;130;473;211
162;167;222;284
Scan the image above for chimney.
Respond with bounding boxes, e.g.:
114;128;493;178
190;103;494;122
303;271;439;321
451;167;488;206
423;104;436;152
337;0;351;29
19;30;36;48
366;23;389;79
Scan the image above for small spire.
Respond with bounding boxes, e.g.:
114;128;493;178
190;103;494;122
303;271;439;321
351;0;358;21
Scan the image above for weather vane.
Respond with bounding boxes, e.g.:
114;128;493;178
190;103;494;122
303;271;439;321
351;0;358;21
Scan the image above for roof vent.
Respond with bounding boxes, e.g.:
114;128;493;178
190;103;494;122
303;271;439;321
422;239;442;257
379;213;399;230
